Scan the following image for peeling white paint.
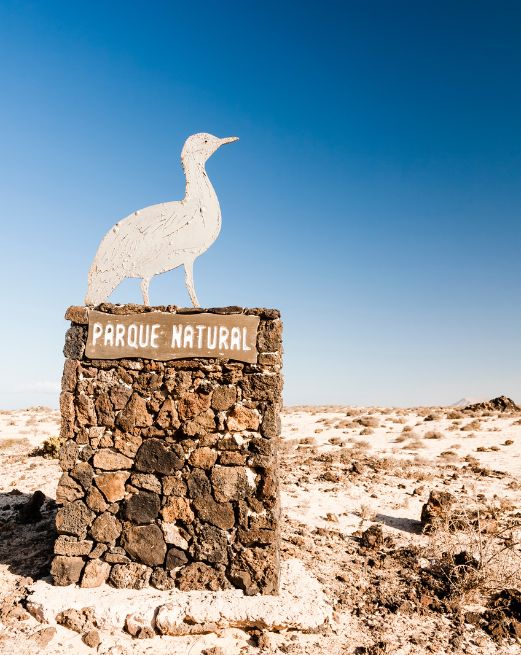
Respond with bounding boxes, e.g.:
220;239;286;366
85;133;239;307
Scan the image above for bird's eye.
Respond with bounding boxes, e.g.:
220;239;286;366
204;140;208;143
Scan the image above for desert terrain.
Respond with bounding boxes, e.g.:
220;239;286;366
0;400;520;654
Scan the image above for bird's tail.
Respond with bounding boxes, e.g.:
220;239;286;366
84;267;122;307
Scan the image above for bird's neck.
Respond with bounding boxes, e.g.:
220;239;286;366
183;159;217;205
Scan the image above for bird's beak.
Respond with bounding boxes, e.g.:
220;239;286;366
219;136;239;145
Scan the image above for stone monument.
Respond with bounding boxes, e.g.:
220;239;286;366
52;134;283;595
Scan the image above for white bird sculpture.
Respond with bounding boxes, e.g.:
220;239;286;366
84;132;239;307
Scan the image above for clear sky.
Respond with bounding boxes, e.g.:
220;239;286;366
0;1;520;408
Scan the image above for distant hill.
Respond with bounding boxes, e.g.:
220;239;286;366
463;395;520;412
451;397;485;407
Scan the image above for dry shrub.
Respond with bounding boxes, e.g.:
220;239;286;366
30;434;64;458
425;430;444;439
423;497;521;602
462;419;481;432
360;427;374;436
357;503;377;522
357;415;380;428
447;410;465;419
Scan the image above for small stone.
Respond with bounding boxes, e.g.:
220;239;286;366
135;439;184;474
211;465;252;502
51;556;85;586
186;469;211;498
219;451;247;465
60;392;75;439
110;384;133;410
93;449;132;471
242;373;282;401
421;490;455;530
69;462;94;491
130;473;162;494
63;325;86;359
56;500;94;538
81;560;111;588
125;613;156;638
122;524;167;566
260;403;281;438
114;431;142;458
183;409;216;436
31;626;57;648
82;629;101;648
189;447;218;469
89;543;107;558
56;607;95;633
64;306;89;323
95;392;115;427
59;440;80;472
54;536;93;557
237;528;277;546
257;319;282;352
161;496;194;523
161;523;190;549
177;562;228;591
226;405;260;432
211;386;237;411
109;563;151;589
165;547;188;569
90;513;122;543
117;393;153;431
124;491;160;524
192;495;235;530
85;486;109;513
94;471;130;501
162;476;187;496
193;524;229;564
177;392;211;420
76;393;97;426
150;569;176;591
62;359;79;393
156;398;180;429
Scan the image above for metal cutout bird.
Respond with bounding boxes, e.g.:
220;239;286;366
85;133;239;307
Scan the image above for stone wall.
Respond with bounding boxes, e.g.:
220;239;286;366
52;304;282;595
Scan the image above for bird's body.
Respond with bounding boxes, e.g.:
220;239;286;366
85;133;238;307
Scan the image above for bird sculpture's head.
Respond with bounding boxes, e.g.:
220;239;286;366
181;132;239;165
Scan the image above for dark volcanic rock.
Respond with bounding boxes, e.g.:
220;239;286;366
464;395;521;413
135;439;184;474
122;524;167;566
124;491;160;524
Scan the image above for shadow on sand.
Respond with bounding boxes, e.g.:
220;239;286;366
0;490;56;580
375;513;423;535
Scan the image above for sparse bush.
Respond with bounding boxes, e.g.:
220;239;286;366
425;430;444;439
462;419;481;432
30;434;64;459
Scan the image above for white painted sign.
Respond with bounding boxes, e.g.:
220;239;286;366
85;311;259;364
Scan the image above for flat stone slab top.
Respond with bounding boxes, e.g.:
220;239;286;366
27;559;332;636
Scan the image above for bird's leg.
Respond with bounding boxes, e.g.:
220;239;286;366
140;278;150;306
184;261;200;307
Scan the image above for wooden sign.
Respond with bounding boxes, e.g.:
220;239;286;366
85;311;259;363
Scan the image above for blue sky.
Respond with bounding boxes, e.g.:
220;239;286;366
0;1;520;408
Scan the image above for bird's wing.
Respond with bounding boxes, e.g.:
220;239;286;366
91;200;203;278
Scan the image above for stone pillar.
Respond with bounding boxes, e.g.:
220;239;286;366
52;305;282;595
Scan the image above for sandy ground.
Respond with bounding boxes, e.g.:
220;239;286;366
0;404;520;654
